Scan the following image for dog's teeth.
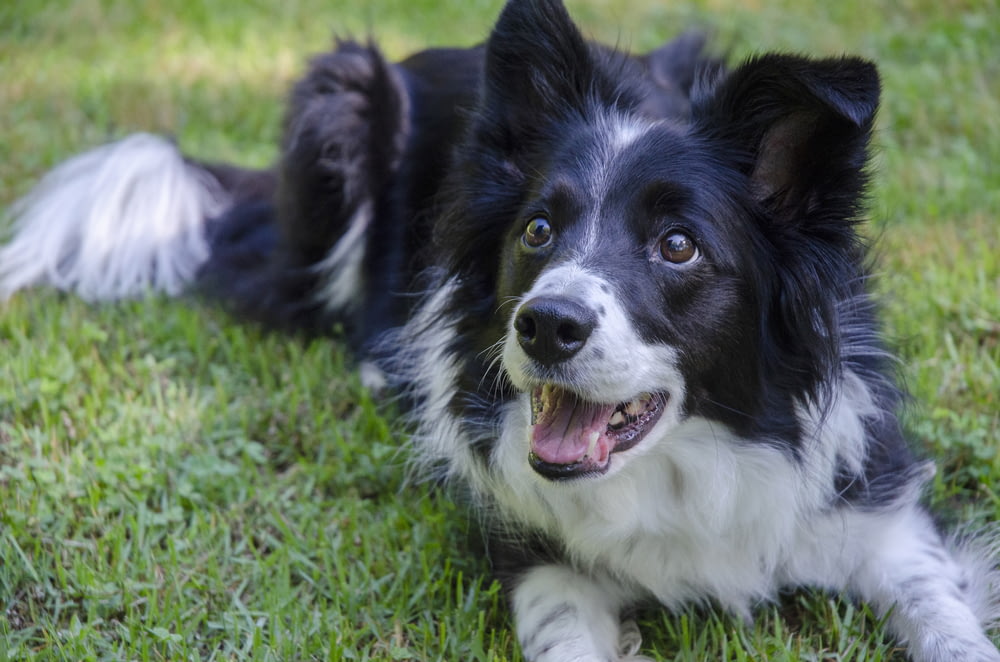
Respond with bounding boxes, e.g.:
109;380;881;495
609;410;626;428
624;397;646;417
585;430;601;457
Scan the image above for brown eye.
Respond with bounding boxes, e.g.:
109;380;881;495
523;217;553;248
658;231;698;264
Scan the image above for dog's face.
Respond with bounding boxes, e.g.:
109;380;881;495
438;0;879;482
495;118;756;479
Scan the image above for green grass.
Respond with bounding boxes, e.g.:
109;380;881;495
1;0;998;659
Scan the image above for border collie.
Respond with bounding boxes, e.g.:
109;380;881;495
1;1;997;660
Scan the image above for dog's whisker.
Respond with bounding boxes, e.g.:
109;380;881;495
494;295;523;318
477;338;512;397
692;395;754;420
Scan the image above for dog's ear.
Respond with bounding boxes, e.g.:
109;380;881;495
481;0;624;141
693;56;880;401
694;54;879;227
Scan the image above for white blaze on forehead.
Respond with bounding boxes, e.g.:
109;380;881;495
578;113;654;256
606;115;651;153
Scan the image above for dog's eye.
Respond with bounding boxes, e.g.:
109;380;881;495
523;217;553;249
658;231;698;264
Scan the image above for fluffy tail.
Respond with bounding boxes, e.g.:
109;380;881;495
0;40;407;343
0;133;259;301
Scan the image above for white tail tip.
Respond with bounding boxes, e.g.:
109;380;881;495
0;133;229;301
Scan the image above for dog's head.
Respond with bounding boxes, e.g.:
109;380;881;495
437;0;880;481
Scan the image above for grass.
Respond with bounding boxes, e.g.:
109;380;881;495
1;0;997;659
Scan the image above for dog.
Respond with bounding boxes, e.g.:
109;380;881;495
1;1;998;660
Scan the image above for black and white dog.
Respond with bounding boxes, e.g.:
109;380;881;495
1;1;997;660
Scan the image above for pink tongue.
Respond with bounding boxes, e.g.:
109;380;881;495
530;387;616;466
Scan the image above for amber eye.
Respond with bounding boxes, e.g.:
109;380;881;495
658;231;698;264
523;217;553;249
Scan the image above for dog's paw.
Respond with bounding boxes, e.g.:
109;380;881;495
359;360;389;394
618;619;654;660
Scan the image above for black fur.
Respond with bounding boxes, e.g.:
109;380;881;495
6;1;997;659
174;4;1000;659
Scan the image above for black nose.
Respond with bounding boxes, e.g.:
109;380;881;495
514;296;597;365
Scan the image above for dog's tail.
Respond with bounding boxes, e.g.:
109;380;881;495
0;40;407;337
199;40;409;335
0;133;272;302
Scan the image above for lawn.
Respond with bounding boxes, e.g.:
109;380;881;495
1;0;997;660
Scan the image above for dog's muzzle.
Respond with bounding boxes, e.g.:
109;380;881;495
510;294;669;480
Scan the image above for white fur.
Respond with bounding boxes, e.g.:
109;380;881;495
399;262;1000;661
490;366;1000;660
579;115;653;256
384;277;492;488
846;507;1000;662
314;201;372;314
512;565;648;662
358;359;389;393
952;528;1000;634
0;133;226;301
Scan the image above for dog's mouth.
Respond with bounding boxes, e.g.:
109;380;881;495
528;384;667;480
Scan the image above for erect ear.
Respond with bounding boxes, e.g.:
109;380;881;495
481;0;625;140
693;56;881;401
694;54;880;224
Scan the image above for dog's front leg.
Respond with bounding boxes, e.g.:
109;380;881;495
846;505;1000;662
511;564;649;662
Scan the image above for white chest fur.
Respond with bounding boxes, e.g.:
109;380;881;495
486;375;877;615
